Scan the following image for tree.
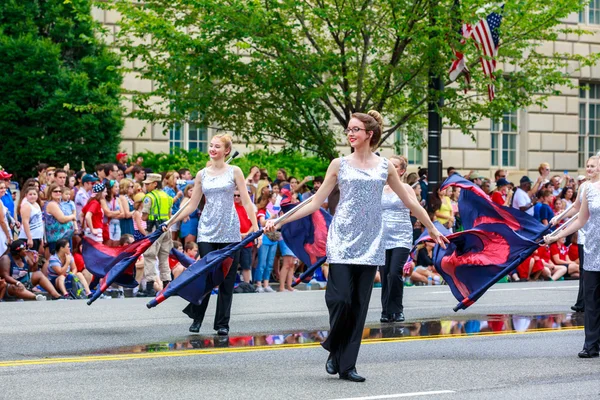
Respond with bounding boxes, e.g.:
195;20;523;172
0;0;124;180
111;0;598;160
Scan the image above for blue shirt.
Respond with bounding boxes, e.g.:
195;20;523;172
534;203;554;223
1;190;14;218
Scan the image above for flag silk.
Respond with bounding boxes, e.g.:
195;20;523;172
471;6;504;101
84;229;165;305
440;174;547;241
416;174;550;311
147;230;263;308
169;248;196;268
431;223;540;311
449;23;473;87
279;188;332;286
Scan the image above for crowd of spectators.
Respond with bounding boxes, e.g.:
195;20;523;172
0;152;583;301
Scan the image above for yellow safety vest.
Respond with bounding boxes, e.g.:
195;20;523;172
145;189;172;222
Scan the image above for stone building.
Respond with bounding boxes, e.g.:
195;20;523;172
94;6;600;179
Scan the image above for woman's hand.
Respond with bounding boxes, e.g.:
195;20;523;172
255;235;262;249
544;234;558;245
429;227;449;249
264;220;280;233
27;238;33;249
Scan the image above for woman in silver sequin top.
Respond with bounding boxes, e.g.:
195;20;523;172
265;111;447;382
167;134;260;335
550;158;600;312
546;155;600;358
379;155;415;324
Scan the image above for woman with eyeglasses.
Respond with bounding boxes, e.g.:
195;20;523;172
0;183;12;256
265;110;447;382
166;134;261;336
43;184;77;255
118;178;135;237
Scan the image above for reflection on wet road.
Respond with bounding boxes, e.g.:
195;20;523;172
89;312;584;355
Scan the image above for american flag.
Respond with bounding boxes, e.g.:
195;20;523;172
471;7;504;101
449;23;473;87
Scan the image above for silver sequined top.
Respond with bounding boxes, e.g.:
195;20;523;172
326;156;388;266
583;184;600;271
381;189;412;250
578;183;588;246
197;167;241;243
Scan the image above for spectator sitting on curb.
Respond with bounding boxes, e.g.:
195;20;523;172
0;240;61;300
48;239;93;299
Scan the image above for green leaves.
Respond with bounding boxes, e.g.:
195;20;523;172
0;0;123;179
113;0;595;159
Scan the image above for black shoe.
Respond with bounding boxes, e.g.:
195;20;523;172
135;289;147;298
578;349;599;358
325;355;338;375
571;305;585;313
339;368;366;382
380;313;391;323
217;328;229;336
189;320;201;333
392;312;405;322
145;281;156;297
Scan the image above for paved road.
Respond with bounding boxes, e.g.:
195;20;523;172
1;281;599;399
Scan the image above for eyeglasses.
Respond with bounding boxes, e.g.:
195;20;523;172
343;127;366;134
233;194;241;197
52;190;62;193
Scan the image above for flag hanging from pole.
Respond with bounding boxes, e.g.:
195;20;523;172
471;6;504;101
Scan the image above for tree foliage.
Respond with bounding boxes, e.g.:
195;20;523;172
111;0;598;160
0;0;124;180
137;149;329;180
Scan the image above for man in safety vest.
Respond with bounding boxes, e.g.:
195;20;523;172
141;173;173;297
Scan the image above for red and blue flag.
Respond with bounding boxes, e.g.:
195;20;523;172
84;229;165;305
419;175;550;311
279;185;331;286
147;230;262;308
440;174;546;240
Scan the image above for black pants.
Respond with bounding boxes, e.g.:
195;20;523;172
583;270;600;352
321;263;377;374
574;244;585;309
381;247;409;315
182;242;240;330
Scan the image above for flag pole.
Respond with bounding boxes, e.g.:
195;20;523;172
540;213;579;244
271;197;314;227
551;201;577;225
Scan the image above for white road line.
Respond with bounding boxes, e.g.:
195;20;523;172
329;390;455;400
429;285;577;294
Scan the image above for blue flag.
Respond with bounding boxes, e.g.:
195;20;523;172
147;230;262;308
417;175;550;311
84;229;165;305
279;185;332;286
441;174;546;240
431;224;541;311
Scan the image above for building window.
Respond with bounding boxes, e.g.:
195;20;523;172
580;0;600;24
168;121;209;153
169;123;183;152
491;111;518;167
394;131;424;165
579;83;600;167
188;122;208;152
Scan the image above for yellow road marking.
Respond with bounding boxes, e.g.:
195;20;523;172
0;326;582;368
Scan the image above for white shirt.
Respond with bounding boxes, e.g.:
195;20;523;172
75;189;90;223
512;188;533;216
